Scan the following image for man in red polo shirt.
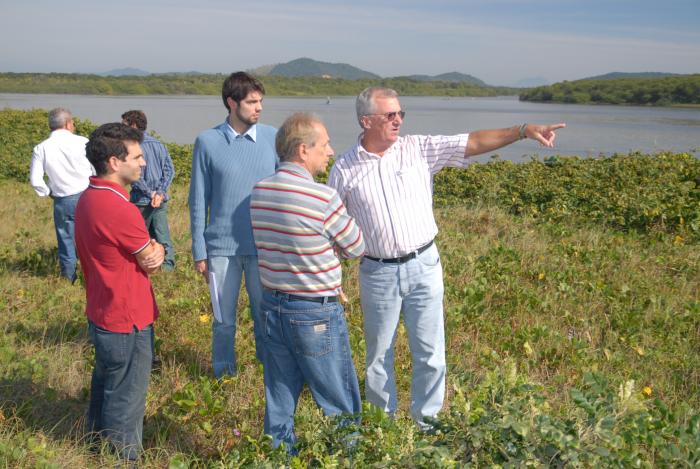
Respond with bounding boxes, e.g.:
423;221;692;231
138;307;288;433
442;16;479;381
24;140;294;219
75;122;165;463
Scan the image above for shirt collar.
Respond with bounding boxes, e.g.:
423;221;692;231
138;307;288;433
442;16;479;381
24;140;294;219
356;133;396;158
88;176;129;201
278;162;313;180
50;128;73;137
224;120;257;142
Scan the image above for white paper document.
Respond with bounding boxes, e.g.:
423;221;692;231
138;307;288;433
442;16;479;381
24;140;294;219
208;272;223;323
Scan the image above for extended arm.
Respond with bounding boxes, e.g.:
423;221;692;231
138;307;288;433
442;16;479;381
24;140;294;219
465;123;566;157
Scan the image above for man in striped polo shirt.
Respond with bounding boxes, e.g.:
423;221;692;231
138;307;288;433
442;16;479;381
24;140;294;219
250;113;365;451
189;72;278;377
328;87;566;430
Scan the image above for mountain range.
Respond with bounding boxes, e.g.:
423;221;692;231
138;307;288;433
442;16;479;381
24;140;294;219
265;58;380;80
99;60;687;88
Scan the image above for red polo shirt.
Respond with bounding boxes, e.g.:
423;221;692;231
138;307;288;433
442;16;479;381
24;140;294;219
75;176;159;333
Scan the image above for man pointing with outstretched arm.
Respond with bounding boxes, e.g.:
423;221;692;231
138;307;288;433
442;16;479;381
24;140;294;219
328;86;565;431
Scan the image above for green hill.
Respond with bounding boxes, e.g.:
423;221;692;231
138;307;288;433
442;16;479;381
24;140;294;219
582;72;680;81
398;72;487;86
519;74;700;105
268;57;380;80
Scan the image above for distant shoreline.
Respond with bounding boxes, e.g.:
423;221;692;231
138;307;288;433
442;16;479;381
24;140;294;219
519;74;700;107
0;91;521;99
0;72;520;98
5;91;698;109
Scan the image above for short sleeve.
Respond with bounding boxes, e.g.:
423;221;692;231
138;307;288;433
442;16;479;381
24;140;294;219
110;204;151;254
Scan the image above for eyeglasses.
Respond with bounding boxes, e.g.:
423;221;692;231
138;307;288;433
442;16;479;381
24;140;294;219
365;110;406;121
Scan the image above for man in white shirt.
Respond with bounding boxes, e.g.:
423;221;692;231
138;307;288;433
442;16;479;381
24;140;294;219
30;108;93;282
328;87;565;430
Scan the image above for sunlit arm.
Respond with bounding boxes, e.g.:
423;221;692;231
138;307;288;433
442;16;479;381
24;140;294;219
29;150;50;197
465;123;567;157
135;239;165;274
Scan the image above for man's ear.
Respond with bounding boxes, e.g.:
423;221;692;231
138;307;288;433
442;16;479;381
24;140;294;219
226;97;238;112
360;115;371;130
106;155;120;173
297;143;308;163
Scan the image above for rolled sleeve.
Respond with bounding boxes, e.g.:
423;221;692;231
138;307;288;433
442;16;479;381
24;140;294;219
29;147;50;197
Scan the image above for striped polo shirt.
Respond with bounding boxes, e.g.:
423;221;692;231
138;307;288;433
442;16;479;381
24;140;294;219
250;162;365;296
328;133;469;259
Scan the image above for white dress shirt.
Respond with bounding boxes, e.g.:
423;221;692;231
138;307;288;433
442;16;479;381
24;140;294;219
328;133;469;259
30;129;92;197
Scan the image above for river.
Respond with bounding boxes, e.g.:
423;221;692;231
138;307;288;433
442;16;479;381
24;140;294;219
2;94;698;163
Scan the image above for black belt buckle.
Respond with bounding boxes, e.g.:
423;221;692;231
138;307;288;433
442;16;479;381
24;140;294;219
366;240;434;264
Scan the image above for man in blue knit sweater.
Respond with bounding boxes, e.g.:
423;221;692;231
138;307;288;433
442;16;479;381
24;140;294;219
189;72;277;377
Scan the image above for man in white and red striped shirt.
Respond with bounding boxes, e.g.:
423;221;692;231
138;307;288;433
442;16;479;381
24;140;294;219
251;113;364;451
328;87;565;430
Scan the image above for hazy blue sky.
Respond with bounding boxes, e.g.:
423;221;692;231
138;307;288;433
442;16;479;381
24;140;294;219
2;0;698;85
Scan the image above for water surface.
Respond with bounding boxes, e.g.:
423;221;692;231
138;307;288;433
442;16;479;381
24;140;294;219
3;94;698;163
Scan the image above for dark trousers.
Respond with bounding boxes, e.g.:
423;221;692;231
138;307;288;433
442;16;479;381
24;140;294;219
87;322;153;461
137;202;175;271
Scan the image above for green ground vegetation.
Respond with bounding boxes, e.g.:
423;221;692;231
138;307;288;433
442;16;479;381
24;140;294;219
0;73;519;97
1;109;699;467
519;74;700;106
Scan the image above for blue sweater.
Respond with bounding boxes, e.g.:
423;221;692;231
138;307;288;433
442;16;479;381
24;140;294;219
189;121;277;260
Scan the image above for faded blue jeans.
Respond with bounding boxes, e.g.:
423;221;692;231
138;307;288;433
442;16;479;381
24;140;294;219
87;321;153;461
261;290;361;450
359;243;446;429
208;255;264;377
137;202;175;271
53;192;81;281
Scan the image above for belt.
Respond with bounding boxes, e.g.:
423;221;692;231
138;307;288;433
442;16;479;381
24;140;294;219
267;289;339;304
365;240;434;264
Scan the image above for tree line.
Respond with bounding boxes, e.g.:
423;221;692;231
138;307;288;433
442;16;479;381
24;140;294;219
0;72;518;97
519;74;700;106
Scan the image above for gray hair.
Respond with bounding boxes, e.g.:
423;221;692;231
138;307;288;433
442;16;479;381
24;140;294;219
355;87;399;127
275;112;323;162
48;108;73;131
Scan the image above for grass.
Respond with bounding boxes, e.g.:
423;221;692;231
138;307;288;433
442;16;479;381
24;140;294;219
0;172;698;466
2;108;699;466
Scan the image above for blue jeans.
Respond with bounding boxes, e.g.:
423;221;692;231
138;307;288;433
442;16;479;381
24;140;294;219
359;243;445;429
137;202;175;271
87;322;153;461
53;192;81;281
208;255;264;377
261;291;361;450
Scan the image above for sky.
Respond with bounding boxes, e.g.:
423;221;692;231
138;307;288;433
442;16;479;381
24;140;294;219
1;0;699;86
